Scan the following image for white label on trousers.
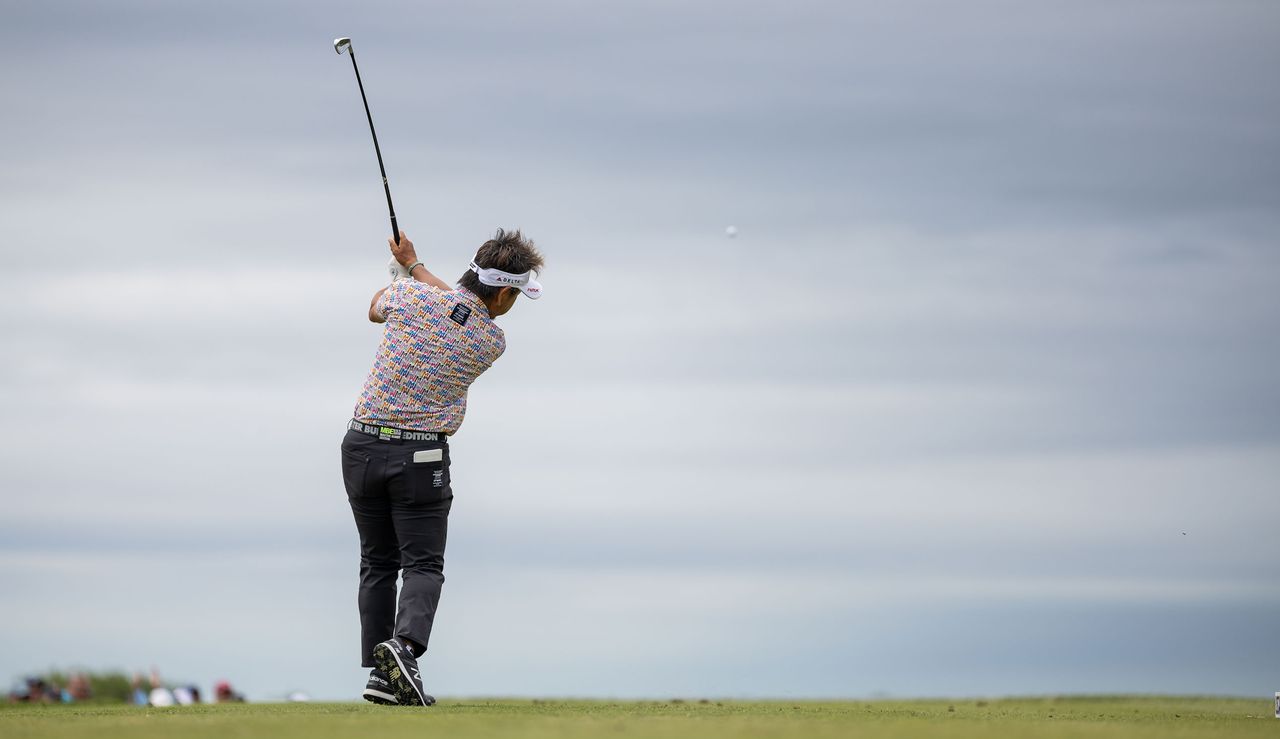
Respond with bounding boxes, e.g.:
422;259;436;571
412;450;443;463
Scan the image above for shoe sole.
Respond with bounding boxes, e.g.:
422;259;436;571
362;687;397;706
372;642;426;706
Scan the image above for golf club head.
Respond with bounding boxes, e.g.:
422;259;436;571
334;37;351;55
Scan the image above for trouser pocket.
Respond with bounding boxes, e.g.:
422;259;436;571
341;444;372;499
394;446;451;504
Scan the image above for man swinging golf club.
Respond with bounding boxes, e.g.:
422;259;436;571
341;229;544;706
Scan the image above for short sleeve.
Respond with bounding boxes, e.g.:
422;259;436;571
376;279;409;318
488;330;507;366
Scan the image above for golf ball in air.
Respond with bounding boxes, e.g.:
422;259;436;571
725;225;738;238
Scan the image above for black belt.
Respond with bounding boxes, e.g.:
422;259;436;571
348;419;448;442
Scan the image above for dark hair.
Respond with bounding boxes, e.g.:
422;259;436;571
458;228;545;301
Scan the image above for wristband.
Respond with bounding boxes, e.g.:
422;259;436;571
406;261;425;274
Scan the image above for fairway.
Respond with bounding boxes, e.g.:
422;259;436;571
1;696;1273;739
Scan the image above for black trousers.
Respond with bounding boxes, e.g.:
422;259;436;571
340;429;452;668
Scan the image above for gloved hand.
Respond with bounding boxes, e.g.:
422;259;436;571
388;256;410;282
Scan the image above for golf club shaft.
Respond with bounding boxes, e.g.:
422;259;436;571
345;49;399;245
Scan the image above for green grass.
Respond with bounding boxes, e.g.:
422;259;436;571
1;696;1274;738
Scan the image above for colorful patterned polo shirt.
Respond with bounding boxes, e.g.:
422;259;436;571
353;280;506;434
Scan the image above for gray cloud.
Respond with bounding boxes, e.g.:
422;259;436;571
2;0;1279;700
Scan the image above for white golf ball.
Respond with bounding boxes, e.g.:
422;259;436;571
725;225;738;238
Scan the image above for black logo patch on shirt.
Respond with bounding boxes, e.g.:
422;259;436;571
449;303;472;326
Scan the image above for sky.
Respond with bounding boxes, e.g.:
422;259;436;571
1;0;1278;702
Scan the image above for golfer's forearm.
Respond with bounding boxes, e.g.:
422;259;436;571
410;264;452;291
369;288;387;323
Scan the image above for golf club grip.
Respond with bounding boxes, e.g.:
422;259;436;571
391;215;400;244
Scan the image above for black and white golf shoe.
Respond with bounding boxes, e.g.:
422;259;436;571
362;669;397;705
371;637;436;706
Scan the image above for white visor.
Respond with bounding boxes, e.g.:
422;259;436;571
469;260;543;299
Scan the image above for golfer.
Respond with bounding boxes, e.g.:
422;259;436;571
340;228;544;706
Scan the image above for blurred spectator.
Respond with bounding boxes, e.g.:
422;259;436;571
40;677;61;703
130;672;148;706
67;672;92;702
214;680;245;703
148;687;176;707
12;677;61;703
146;668;176;707
173;685;201;705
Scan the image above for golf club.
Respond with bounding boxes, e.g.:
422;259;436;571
334;36;399;245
